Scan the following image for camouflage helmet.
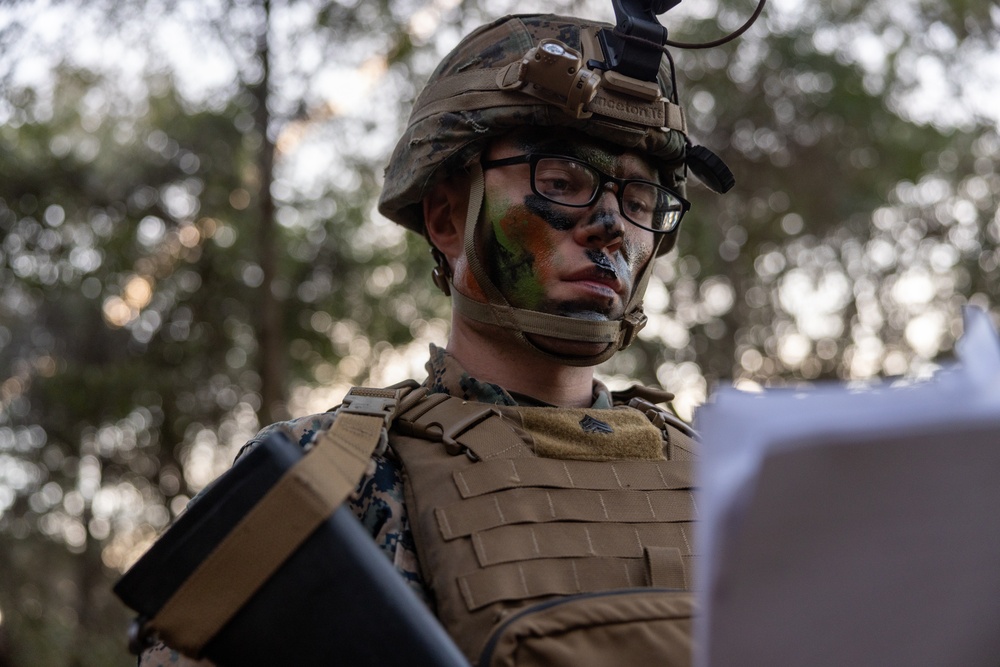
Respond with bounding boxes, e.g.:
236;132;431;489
378;13;689;255
378;13;693;365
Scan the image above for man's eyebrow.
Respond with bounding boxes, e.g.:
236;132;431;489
515;137;578;156
513;138;656;180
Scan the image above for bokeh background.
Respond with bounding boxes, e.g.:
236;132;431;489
0;0;997;663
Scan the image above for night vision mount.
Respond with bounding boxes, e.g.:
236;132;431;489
596;0;680;83
593;0;767;194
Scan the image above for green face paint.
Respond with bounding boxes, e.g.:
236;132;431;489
484;194;557;310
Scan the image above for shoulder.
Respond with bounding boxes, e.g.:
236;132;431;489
235;411;340;462
616;394;699;461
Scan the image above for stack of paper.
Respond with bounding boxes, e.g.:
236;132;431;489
696;307;1000;667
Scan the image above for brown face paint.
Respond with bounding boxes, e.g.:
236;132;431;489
483;198;631;320
484;194;562;310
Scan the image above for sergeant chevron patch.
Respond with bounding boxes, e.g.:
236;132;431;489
580;415;614;434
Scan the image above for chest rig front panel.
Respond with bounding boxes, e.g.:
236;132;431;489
389;388;699;662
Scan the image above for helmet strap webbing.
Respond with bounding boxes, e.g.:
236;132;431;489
450;165;659;367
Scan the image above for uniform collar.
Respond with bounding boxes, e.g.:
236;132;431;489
424;344;613;409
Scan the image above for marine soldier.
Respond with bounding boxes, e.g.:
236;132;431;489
139;9;729;666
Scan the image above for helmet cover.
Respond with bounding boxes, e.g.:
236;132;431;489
378;13;689;257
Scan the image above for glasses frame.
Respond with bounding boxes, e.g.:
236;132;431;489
480;153;690;233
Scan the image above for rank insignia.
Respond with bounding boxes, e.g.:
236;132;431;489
579;415;614;434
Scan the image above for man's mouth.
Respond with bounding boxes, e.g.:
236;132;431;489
564;266;624;296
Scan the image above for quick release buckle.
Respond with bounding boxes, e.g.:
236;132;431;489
340;388;397;427
620;309;649;349
439;403;501;459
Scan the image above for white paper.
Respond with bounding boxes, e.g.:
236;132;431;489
694;307;1000;666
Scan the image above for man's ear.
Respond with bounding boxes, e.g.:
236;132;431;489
422;172;470;266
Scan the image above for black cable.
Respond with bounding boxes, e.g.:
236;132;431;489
663;0;767;49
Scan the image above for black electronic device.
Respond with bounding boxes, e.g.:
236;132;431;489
597;0;680;81
114;430;469;667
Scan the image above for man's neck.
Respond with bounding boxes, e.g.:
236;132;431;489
446;317;597;408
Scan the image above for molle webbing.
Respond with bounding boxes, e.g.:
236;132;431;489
389;389;698;662
395;388;535;460
148;388;399;657
435;487;697;539
472;522;695;566
453;458;694;497
459;551;694;611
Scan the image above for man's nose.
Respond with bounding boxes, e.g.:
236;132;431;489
575;183;626;247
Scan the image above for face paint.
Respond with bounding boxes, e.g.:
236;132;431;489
524;194;575;231
482;196;639;320
585;249;618;280
473;131;659;322
482;193;562;310
588;207;623;240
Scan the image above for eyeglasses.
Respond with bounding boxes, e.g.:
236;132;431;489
480;153;689;233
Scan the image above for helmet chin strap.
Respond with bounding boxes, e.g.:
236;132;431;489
447;163;661;367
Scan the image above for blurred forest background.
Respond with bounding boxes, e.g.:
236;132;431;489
0;0;997;663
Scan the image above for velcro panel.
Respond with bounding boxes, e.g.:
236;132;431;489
515;406;664;461
453;458;695;498
458;556;698;611
471;522;697;567
435;488;697;540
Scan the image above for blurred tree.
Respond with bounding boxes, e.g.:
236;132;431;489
0;0;998;664
0;2;443;662
602;0;1000;419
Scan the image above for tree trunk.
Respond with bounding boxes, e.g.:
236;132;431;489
252;0;288;426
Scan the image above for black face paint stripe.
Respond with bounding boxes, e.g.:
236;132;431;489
585;249;618;280
588;208;623;238
524;193;575;231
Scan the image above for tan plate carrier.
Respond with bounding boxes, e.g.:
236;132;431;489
144;383;698;663
389;385;699;663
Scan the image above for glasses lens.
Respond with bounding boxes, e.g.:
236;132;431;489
533;158;598;206
622;182;684;231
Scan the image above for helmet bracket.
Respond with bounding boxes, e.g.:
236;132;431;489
596;0;680;82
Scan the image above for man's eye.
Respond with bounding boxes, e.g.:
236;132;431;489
625;192;653;214
627;199;648;213
539;176;572;191
537;170;585;197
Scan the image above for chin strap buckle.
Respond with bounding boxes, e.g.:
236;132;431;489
429;246;452;296
620;308;648;349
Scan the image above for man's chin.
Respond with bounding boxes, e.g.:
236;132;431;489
544;298;624;322
518;300;628;360
523;332;614;362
